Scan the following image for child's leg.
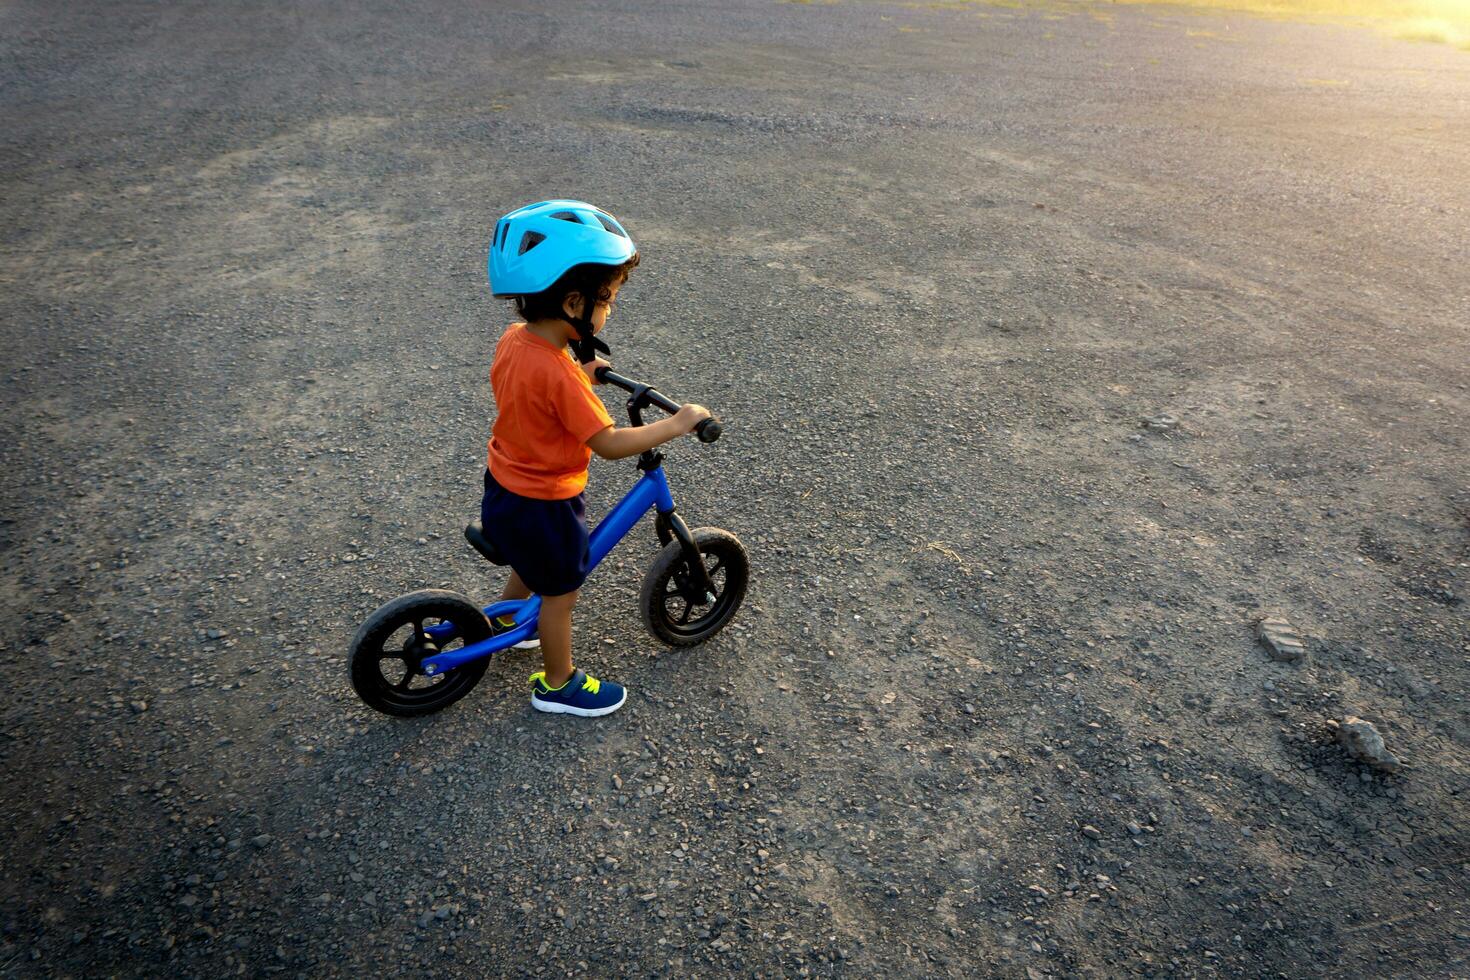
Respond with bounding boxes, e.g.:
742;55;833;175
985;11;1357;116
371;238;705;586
499;571;532;602
538;589;578;687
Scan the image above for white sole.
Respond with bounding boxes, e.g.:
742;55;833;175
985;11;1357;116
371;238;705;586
513;639;541;650
531;689;627;717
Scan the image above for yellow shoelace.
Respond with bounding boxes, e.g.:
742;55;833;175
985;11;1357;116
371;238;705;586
529;670;600;695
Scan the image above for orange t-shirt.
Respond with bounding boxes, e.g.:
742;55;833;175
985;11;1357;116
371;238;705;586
486;324;614;499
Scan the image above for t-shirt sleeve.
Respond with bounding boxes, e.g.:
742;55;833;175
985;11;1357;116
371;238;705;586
552;365;615;443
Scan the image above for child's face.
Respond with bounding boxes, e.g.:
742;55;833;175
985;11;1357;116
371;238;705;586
586;283;621;335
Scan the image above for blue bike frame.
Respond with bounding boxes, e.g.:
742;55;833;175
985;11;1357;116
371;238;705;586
420;463;677;676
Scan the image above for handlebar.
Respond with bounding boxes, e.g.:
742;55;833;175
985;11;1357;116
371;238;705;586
595;367;722;443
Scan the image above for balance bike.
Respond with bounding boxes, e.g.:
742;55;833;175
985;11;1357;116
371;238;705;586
347;368;748;716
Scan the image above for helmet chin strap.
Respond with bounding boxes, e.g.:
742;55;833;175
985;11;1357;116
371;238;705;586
567;317;610;364
563;298;610;365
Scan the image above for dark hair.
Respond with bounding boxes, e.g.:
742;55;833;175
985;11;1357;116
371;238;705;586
513;256;640;322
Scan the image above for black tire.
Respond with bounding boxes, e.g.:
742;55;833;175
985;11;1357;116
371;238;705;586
639;528;749;646
347;589;492;717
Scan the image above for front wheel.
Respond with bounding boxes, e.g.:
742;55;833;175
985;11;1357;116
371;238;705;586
640;528;749;646
348;589;492;716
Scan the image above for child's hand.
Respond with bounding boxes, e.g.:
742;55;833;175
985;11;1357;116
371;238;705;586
581;357;612;385
673;403;712;435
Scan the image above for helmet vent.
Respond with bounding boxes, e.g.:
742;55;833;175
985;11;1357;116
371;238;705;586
518;231;546;255
550;211;584;224
594;213;628;238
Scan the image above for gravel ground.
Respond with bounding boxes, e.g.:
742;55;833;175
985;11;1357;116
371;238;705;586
2;0;1467;976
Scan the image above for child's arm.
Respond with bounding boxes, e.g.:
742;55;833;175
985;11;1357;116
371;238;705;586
586;404;711;460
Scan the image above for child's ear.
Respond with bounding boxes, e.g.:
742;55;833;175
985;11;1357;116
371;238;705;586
561;292;585;320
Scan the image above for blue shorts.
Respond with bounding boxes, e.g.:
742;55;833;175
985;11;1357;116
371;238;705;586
480;469;591;596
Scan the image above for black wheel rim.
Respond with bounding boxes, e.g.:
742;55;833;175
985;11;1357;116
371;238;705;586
657;549;736;640
365;614;474;711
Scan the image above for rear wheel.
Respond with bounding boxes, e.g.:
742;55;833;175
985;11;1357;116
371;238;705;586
640;528;749;646
347;590;491;716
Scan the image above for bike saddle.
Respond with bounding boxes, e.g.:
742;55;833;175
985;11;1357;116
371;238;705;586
463;520;508;565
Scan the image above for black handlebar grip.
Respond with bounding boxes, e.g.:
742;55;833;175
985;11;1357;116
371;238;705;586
695;418;722;443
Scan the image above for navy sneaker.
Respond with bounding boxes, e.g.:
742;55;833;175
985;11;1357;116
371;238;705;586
529;668;626;717
492;613;540;650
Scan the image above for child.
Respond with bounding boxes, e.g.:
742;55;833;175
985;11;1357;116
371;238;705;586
482;200;709;717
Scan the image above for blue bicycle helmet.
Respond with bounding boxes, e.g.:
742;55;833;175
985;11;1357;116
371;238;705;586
488;200;636;298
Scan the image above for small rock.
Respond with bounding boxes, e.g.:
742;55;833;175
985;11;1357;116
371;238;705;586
1125;821;1143;836
250;834;273;850
1139;414;1179;432
1329;716;1402;773
1257;617;1306;663
1081;825;1102;840
129;701;148;714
